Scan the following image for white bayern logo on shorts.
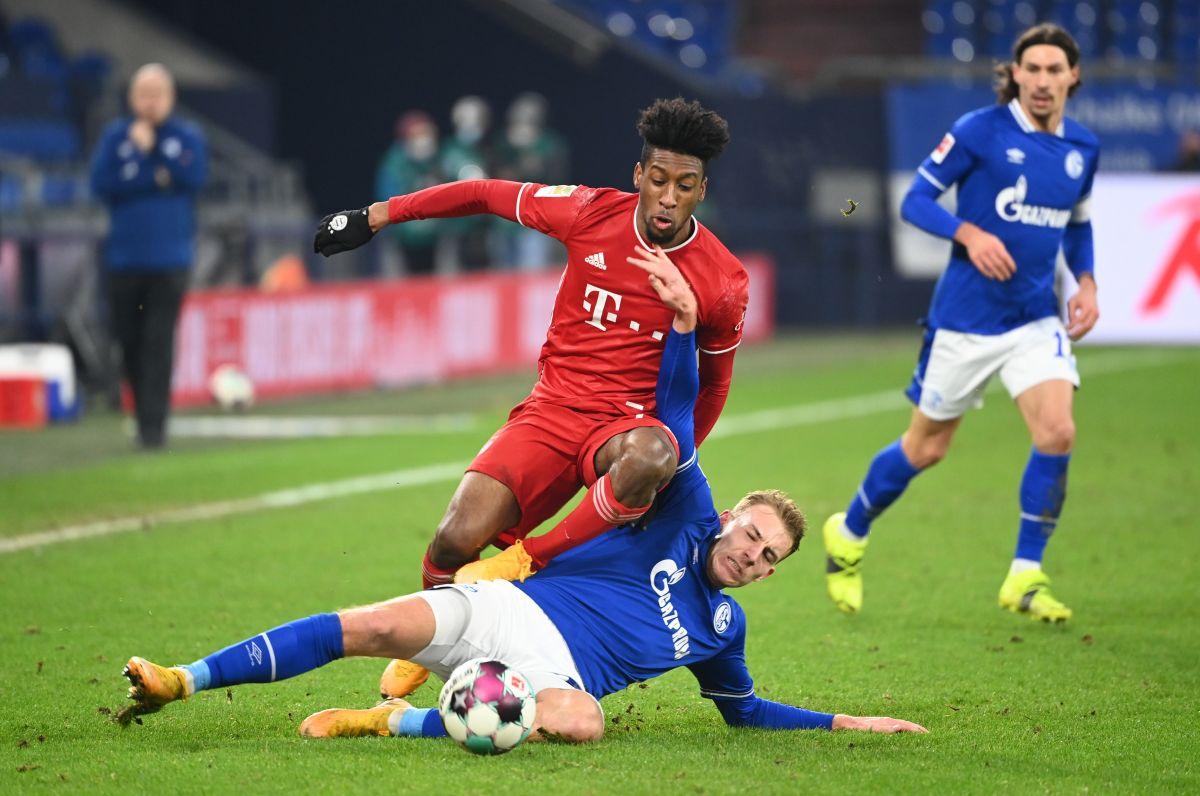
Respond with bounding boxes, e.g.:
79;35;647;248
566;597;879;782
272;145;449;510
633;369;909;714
713;602;731;634
330;214;348;231
1065;150;1084;179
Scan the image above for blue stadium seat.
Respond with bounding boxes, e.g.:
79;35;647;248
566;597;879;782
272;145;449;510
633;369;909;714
0;119;80;161
7;18;66;80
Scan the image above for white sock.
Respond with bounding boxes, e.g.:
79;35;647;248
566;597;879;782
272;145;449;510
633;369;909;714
839;522;866;543
1010;558;1041;574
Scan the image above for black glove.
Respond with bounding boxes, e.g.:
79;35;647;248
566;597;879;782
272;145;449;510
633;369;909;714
313;207;375;256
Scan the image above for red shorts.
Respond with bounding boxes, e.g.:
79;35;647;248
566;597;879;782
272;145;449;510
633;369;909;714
468;398;678;548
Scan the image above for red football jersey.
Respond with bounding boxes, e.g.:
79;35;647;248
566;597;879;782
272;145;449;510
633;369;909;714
513;182;749;417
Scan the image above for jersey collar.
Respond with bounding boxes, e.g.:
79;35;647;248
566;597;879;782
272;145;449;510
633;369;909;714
632;200;701;253
1008;98;1065;137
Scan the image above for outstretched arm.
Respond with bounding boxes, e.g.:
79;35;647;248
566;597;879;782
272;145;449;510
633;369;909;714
689;632;927;734
314;179;525;257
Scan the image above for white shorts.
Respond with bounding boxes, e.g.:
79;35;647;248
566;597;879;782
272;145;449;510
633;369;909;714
905;316;1080;421
412;580;588;697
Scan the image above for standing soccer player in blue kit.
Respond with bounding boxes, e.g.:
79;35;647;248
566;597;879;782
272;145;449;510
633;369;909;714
118;247;926;742
823;24;1100;623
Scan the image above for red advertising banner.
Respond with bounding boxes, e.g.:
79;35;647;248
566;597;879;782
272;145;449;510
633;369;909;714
171;255;775;407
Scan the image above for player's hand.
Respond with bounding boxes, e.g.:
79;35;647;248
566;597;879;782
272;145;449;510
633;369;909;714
626;244;697;332
128;119;156;153
313;207;375;257
1066;274;1099;341
833;714;929;734
955;222;1016;281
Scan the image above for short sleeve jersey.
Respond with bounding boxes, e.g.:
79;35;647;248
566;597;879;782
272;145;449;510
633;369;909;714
512;183;749;416
916;100;1099;334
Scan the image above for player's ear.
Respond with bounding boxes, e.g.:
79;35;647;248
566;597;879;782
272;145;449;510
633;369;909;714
632;162;643;190
718;509;732;526
699;176;707;203
755;567;775;582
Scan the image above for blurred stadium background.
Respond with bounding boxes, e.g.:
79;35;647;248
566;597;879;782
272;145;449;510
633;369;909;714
0;0;1196;428
3;3;1199;790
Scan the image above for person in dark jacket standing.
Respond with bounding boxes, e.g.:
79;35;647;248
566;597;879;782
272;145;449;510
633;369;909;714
90;63;207;449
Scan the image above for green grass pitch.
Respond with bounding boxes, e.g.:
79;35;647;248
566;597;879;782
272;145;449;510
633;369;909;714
2;334;1198;792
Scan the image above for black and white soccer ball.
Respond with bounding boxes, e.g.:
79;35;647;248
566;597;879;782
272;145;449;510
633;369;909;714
438;658;536;755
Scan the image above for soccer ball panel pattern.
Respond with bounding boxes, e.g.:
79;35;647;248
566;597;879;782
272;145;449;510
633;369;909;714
438;658;537;755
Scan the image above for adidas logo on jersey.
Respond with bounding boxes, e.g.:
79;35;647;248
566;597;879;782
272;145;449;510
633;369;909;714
585;252;607;270
1006;148;1026;164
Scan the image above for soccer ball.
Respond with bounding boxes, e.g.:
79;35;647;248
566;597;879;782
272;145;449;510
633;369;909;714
208;363;255;411
438;659;536;755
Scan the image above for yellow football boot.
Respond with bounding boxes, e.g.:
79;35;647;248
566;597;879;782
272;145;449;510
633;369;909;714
999;568;1072;623
452;540;535;584
299;698;411;738
379;659;430;699
823;512;868;614
119;657;192;724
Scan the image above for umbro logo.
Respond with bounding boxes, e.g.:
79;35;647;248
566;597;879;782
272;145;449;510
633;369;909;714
1006;148;1026;164
584;252;607;270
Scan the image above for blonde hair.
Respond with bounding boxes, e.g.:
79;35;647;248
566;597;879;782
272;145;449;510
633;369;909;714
732;489;807;556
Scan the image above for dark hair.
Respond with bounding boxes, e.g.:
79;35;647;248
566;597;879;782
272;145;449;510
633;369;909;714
636;97;730;168
994;23;1082;104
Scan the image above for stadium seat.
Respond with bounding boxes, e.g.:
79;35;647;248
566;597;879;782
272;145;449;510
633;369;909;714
0;119;80;162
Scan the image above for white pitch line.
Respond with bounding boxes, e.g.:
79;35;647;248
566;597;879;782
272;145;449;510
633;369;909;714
167;413;476;439
0;462;467;555
1;348;1188;556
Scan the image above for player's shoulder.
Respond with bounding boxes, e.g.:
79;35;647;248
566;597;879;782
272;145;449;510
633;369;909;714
949;104;1004;139
558;186;633;224
692;223;747;282
1061;116;1100;150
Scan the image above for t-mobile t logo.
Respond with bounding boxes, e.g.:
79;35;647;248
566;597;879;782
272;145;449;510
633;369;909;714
583;284;623;330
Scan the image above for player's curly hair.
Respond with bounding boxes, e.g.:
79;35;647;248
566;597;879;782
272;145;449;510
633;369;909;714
733;489;807;557
994;23;1082;104
636;97;730;168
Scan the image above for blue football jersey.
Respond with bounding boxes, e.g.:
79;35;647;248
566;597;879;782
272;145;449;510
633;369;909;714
914;99;1100;334
516;459;753;700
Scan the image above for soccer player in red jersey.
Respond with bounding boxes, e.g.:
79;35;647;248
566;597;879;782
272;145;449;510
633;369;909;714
314;98;748;694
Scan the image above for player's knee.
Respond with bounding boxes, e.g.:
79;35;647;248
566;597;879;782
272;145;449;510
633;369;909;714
611;429;677;499
544;707;605;743
1034;417;1075;455
428;523;486;569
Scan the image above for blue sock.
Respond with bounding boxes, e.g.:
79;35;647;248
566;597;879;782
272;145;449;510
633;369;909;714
1014;447;1070;564
182;613;344;692
390;708;449;738
844;439;922;537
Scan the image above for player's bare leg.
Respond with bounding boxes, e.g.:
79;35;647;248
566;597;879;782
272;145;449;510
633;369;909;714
826;409;962;613
1001;379;1076;622
899;408;962;470
426;472;523;580
455;426;677;583
592;426;678;508
380;475;521;699
123;595;437;725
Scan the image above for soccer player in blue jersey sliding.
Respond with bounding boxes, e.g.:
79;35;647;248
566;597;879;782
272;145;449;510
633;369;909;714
120;246;926;741
823;23;1100;623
